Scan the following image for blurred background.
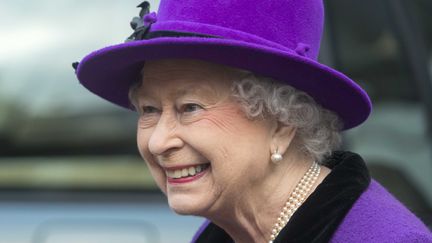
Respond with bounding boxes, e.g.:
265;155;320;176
0;0;431;242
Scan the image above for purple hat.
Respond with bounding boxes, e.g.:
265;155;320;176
75;0;372;130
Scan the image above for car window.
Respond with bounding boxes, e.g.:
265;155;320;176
409;0;432;72
0;0;159;192
323;0;432;225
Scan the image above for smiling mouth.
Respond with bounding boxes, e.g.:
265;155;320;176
166;163;210;184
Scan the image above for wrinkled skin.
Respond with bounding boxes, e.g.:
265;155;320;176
134;58;327;243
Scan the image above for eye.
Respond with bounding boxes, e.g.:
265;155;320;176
141;106;159;114
181;103;203;113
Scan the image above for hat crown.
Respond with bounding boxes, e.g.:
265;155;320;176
154;0;324;59
77;0;371;130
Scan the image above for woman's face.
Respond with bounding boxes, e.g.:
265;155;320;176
136;59;274;216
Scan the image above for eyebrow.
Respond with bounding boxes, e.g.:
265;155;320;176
137;83;219;101
172;83;218;99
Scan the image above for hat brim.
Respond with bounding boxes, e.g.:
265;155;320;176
76;37;371;130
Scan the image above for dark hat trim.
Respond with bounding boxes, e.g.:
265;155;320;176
73;31;221;71
144;30;222;40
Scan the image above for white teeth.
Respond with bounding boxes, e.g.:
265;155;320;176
188;167;196;176
167;164;208;179
181;168;188;177
174;170;182;179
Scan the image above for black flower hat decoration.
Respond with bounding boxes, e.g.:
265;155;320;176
125;1;157;42
73;1;157;71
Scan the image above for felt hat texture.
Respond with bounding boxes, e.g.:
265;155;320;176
75;0;372;130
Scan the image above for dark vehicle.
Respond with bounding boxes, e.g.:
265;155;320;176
0;0;430;242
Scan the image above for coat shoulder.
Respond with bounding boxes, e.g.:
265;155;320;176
331;180;432;243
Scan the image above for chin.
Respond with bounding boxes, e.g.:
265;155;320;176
167;193;211;216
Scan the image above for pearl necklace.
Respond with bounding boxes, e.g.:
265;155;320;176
269;162;321;243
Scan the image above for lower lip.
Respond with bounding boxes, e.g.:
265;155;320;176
167;166;209;184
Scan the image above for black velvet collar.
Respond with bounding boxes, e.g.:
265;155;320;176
194;151;371;243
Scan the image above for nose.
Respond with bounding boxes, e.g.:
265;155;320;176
147;112;184;156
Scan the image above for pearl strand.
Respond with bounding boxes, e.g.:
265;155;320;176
269;162;321;243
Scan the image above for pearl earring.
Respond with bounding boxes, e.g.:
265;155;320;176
271;149;283;163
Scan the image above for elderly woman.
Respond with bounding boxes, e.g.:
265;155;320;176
74;0;432;242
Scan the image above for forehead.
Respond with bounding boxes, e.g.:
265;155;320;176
138;59;242;97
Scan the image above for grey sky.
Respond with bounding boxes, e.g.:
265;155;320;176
0;0;160;115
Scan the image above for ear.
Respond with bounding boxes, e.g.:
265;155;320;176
270;121;297;155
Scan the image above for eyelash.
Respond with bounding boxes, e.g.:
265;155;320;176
181;103;203;113
142;106;159;114
141;103;203;115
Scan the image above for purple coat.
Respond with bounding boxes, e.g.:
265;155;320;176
331;180;431;242
192;152;432;242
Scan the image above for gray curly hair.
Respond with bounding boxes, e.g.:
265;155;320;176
229;71;342;163
129;66;342;163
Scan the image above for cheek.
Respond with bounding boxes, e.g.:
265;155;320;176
137;128;167;193
190;107;271;174
198;105;250;136
136;127;150;159
197;105;270;145
187;109;246;164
